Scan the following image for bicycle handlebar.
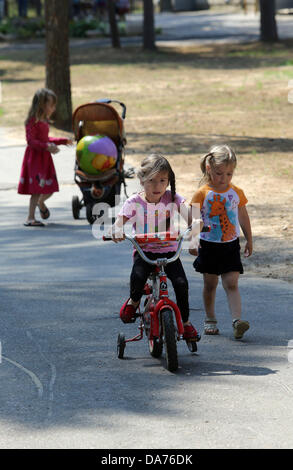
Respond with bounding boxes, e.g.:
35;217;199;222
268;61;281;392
125;229;189;266
103;224;208;267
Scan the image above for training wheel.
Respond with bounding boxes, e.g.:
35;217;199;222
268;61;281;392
117;333;126;359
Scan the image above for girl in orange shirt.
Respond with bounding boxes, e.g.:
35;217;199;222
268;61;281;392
190;145;252;339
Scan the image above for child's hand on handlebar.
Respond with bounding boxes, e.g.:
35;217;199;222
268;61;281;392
110;224;125;243
103;230;125;242
112;232;125;243
110;216;127;243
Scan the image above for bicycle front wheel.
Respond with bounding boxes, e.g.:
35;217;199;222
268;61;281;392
149;337;163;358
161;309;178;372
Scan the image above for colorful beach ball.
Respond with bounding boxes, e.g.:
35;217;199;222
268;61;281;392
76;135;117;175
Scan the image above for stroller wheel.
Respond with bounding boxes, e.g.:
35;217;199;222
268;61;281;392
72;196;81;219
86;204;97;225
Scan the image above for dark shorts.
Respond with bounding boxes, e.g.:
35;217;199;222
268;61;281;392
193;238;243;276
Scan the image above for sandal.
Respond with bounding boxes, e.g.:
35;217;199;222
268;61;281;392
38;204;50;220
233;319;249;339
24;220;45;227
204;319;219;335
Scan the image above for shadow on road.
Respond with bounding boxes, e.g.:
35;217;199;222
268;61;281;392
127;132;293;156
0;252;290;431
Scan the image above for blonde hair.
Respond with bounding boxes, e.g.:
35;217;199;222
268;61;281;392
137;153;176;201
199;144;237;186
25;88;57;125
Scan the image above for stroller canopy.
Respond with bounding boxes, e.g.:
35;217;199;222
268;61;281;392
72;101;126;146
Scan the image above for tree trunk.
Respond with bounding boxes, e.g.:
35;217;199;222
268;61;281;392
32;0;42;17
45;0;72;130
18;0;28;18
107;0;121;48
259;0;278;42
4;0;9;16
159;0;172;12
143;0;156;50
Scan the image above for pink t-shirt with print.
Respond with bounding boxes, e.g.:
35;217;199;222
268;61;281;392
118;190;185;253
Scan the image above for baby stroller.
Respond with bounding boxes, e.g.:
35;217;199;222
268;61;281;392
72;98;128;224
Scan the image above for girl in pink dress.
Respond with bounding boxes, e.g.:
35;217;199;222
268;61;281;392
18;88;72;226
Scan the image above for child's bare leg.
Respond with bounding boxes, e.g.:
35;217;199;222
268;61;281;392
222;271;249;339
28;194;40;221
203;273;218;320
38;193;52;211
221;271;241;320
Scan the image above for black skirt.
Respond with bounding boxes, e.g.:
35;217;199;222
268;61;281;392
193;238;243;275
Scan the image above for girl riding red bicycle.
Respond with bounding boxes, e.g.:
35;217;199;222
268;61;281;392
111;153;200;342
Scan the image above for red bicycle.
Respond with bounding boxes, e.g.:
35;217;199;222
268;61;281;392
104;226;200;372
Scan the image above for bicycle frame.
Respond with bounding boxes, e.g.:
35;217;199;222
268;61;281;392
122;227;193;342
121;256;185;346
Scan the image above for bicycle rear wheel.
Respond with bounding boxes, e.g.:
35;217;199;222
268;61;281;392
161;309;178;372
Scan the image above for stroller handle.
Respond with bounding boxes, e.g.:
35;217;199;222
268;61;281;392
96;98;126;120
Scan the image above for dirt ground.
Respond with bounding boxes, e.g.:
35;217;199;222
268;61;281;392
125;148;293;284
1;41;293;283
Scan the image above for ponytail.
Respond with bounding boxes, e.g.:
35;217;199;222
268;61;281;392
199;152;213;186
169;168;176;202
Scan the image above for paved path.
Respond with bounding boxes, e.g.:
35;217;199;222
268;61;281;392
155;10;293;45
0;11;292;51
0;136;293;449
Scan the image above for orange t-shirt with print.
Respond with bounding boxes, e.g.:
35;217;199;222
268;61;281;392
190;183;248;243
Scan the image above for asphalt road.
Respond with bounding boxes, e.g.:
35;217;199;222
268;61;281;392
155;10;293;45
0;10;292;51
0;136;293;449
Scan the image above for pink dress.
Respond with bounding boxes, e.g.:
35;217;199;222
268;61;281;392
18;118;68;195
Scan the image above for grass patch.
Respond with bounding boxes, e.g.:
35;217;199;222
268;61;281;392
1;40;293;159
